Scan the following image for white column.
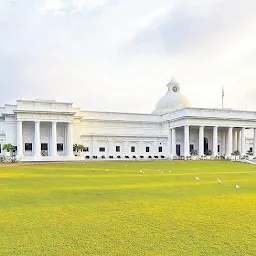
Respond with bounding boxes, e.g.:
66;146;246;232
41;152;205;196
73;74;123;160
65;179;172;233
171;128;176;157
167;129;172;158
237;129;241;153
51;122;57;156
241;127;246;156
184;125;190;156
17;121;23;157
253;128;256;157
227;127;233;157
67;122;73;157
222;131;226;156
199;126;204;157
233;129;238;151
213;126;218;156
34;121;41;157
225;129;228;156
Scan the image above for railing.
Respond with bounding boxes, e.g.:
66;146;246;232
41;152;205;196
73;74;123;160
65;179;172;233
41;150;48;156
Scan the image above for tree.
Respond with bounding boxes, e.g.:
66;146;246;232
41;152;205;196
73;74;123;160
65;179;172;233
205;150;212;156
3;144;15;153
233;150;240;156
3;144;15;156
73;144;85;156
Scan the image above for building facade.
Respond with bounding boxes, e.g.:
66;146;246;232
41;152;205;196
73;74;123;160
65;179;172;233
0;78;256;161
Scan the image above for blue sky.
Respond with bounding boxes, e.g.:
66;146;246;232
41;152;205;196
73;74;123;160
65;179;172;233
0;0;256;113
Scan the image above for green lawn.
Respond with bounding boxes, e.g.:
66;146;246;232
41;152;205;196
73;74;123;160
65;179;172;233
0;161;255;256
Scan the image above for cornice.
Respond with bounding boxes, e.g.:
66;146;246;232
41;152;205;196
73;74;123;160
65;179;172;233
14;110;76;115
80;134;167;138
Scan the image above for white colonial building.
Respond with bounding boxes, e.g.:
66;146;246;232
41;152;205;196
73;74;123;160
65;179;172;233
0;78;256;161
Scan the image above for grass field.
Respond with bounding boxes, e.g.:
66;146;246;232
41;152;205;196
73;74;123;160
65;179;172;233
0;161;255;256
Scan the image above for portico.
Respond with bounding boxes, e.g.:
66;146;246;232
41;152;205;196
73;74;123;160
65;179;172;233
168;124;256;159
16;120;74;160
13;100;75;161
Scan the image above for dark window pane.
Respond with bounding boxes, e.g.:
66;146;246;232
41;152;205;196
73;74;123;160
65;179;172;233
146;147;150;153
83;147;89;152
41;144;48;150
99;147;105;152
159;146;162;152
131;146;135;152
57;143;64;151
116;146;120;152
25;143;32;151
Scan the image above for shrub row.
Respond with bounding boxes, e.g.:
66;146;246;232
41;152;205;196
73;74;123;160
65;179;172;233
87;155;165;159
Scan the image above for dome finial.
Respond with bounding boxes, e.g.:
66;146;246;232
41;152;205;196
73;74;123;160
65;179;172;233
167;77;180;92
168;77;179;86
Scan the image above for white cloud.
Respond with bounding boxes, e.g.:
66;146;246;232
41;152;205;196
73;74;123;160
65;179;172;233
0;0;256;113
40;0;116;14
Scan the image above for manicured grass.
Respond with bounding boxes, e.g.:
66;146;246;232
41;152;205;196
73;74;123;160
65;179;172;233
0;161;255;256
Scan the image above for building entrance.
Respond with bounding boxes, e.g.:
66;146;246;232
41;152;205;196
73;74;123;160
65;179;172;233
204;137;209;154
41;143;48;156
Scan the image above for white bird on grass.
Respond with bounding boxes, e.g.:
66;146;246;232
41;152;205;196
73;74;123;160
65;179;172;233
195;176;200;181
93;168;95;171
106;169;109;172
217;178;222;183
157;169;160;173
83;162;86;165
140;170;144;174
236;185;240;189
169;170;172;173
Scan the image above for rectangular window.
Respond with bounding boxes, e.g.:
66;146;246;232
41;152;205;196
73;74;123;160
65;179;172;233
25;143;32;151
83;147;89;152
0;144;1;153
159;146;163;153
131;146;135;152
41;143;48;150
190;145;194;152
57;143;64;151
99;147;105;152
218;145;220;153
116;146;120;152
146;147;150;153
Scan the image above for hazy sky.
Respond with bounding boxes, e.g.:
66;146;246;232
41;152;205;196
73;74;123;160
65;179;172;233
0;0;255;113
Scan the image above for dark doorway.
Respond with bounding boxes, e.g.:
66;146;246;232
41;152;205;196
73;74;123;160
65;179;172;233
41;143;48;156
176;145;181;156
204;137;209;154
190;144;194;154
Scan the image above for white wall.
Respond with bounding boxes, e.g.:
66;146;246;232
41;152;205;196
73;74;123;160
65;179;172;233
4;116;17;146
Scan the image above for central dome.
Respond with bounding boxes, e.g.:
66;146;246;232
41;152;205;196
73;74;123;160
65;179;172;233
152;78;190;115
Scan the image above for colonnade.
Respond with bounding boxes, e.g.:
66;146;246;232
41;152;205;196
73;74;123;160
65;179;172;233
16;121;73;158
168;126;256;158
